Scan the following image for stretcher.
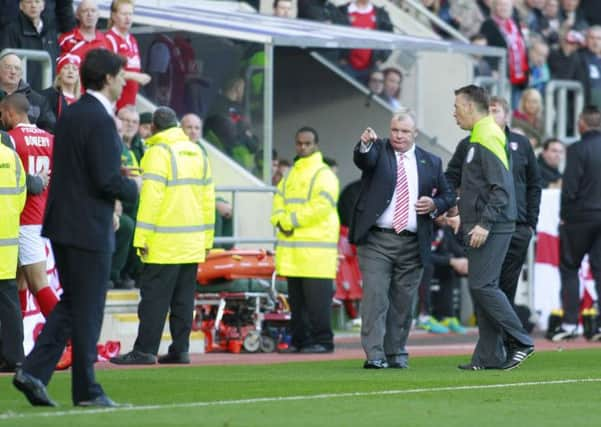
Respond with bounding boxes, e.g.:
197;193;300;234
194;249;291;353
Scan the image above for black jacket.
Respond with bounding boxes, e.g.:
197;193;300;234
0;0;75;33
349;139;455;264
560;129;601;223
582;0;601;26
42;94;138;252
0;80;55;133
446;128;541;230
573;48;601;107
0;11;59;91
537;155;562;188
337;179;361;228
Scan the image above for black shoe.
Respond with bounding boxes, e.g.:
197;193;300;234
110;350;156;365
502;346;534;371
363;359;389;369
458;363;486;371
115;277;136;290
278;345;300;354
13;369;57;407
158;352;190;364
300;344;333;354
77;394;121;408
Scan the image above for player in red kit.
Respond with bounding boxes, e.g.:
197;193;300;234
105;0;151;111
0;94;59;321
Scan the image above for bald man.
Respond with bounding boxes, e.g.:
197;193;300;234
181;113;203;143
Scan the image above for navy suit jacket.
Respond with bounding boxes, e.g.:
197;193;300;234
42;93;138;253
349;139;455;264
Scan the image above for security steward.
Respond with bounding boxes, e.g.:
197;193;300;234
272;126;339;354
451;85;534;371
0;142;26;372
446;95;542;305
111;106;215;365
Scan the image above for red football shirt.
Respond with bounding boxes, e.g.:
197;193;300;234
58;28;110;63
348;4;377;70
10;124;54;225
106;27;142;111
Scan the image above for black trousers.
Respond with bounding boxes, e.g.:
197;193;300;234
499;224;533;305
559;222;601;324
286;277;333;350
24;243;110;404
133;263;197;355
0;278;24;366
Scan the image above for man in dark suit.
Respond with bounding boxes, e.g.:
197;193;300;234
13;48;139;408
551;105;601;341
350;110;455;369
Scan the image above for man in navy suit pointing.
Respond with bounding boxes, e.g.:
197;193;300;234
350;110;455;369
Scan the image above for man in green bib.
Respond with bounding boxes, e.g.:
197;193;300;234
452;85;534;371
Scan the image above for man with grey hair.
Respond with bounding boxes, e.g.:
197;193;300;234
111;106;215;365
0;53;55;132
349;110;455;369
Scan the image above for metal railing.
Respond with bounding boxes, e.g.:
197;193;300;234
214;186;277;246
394;0;469;42
544;79;584;145
0;48;53;90
474;75;510;101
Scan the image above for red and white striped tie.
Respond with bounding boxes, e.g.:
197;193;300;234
392;153;409;233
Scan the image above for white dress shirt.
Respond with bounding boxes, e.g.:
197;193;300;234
360;142;418;233
87;90;115;116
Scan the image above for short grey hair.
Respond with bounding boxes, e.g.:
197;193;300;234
391;108;417;128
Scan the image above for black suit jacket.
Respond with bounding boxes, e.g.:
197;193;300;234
42;93;138;253
349;139;455;264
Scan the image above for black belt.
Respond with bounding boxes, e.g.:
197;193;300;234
370;226;416;237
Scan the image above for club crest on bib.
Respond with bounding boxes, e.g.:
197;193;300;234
466;146;475;163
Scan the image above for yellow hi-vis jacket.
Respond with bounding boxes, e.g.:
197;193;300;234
134;127;215;264
0;144;26;279
271;151;340;278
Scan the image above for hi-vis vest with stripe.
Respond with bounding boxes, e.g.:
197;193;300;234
470;115;510;170
271;151;340;278
0;144;26;279
134;127;215;264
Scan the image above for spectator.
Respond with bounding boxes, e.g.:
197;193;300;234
1;0;59;92
58;0;109;64
367;69;384;96
512;87;546;147
0;52;55;132
448;0;486;38
111;107;215;365
551;106;601;341
517;0;546;36
539;0;561;45
335;0;393;82
273;0;294;17
40;54;81;121
548;25;584;79
0;120;26;373
528;36;551;93
203;76;259;173
109;116;136;290
105;0;151;111
118;105;144;163
471;33;494;77
538;137;564;187
181;112;233;248
381;67;403;110
138;111;153;139
574;25;601;109
272;127;339;354
559;0;588;32
480;0;529;108
272;158;291;186
0;0;75;35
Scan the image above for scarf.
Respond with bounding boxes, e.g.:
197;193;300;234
495;16;529;85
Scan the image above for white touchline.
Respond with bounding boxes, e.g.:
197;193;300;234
1;378;600;421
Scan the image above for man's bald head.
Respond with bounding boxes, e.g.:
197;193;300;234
181;113;203;142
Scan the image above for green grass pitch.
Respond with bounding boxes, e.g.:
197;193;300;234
1;349;600;427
